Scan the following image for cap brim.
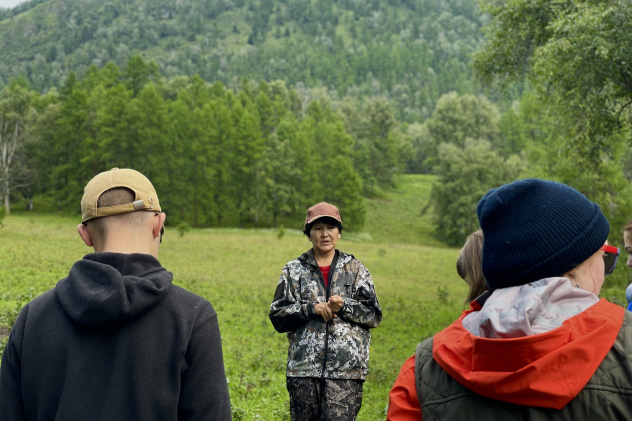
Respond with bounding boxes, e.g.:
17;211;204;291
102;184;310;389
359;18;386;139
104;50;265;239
305;214;342;225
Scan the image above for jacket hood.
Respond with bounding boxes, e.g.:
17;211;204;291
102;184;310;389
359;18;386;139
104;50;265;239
433;295;624;409
56;253;173;326
461;277;600;338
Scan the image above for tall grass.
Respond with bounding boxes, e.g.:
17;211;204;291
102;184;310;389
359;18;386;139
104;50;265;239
1;174;628;419
0;212;466;420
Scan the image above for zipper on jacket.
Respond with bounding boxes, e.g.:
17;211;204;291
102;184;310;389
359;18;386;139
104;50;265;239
320;250;339;380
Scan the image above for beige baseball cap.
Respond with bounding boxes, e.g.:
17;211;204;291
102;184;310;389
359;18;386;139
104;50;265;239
81;168;161;223
305;202;342;226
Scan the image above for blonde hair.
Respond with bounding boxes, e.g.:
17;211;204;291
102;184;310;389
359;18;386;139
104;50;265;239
456;229;488;303
625;219;632;233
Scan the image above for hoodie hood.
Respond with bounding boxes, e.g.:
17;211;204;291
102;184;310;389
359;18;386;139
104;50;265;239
462;277;599;338
432;289;624;409
56;253;173;326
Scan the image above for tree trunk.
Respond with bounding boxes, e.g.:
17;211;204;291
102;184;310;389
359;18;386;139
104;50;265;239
0;121;19;215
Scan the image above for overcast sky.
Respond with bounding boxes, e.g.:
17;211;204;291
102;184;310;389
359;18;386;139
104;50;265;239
0;0;26;9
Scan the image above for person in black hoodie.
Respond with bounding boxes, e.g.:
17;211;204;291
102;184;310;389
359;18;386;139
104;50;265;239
0;167;232;421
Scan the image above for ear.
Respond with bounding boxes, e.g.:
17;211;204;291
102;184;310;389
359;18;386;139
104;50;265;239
152;212;167;239
337;232;341;239
77;224;94;247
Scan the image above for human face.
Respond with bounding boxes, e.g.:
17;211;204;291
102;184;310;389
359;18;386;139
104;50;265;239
309;221;341;257
624;230;632;268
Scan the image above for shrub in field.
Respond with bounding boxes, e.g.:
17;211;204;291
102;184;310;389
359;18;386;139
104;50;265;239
437;285;450;305
176;221;191;237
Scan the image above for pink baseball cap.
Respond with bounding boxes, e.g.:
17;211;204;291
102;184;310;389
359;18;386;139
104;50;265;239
305;202;342;226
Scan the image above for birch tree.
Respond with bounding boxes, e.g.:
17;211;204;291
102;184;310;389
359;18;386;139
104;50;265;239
0;79;33;214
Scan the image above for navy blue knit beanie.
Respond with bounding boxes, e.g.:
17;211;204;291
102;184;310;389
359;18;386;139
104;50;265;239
477;178;609;290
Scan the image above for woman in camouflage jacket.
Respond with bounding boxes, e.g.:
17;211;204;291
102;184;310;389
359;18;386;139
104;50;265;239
269;202;382;421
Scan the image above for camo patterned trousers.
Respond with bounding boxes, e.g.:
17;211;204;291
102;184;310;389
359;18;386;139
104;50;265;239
286;377;363;421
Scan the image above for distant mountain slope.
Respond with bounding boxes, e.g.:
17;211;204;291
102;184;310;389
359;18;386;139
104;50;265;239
0;0;484;121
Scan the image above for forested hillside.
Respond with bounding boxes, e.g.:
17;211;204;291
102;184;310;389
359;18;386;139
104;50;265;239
0;0;483;121
3;0;632;273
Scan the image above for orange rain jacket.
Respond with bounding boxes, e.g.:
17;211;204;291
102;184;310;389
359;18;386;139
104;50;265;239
386;298;625;420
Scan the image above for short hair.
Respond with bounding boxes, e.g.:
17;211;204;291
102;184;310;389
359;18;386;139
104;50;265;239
87;187;151;240
625;219;632;233
303;216;343;237
456;229;488;303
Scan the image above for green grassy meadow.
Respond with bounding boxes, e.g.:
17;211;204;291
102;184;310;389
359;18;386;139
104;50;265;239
1;174;627;420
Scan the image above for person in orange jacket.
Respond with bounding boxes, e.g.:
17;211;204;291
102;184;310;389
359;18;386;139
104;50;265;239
386;178;629;420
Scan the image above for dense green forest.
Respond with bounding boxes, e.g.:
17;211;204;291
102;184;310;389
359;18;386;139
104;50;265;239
0;0;489;238
0;53;539;237
0;0;484;122
1;61;383;230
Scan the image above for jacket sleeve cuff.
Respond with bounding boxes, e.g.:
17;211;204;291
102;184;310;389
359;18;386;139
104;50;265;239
306;302;316;318
341;298;351;315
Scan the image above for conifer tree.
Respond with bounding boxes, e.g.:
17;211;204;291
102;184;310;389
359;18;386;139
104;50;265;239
51;74;91;210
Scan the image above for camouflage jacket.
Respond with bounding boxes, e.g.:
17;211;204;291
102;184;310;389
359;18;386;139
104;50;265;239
269;249;382;380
